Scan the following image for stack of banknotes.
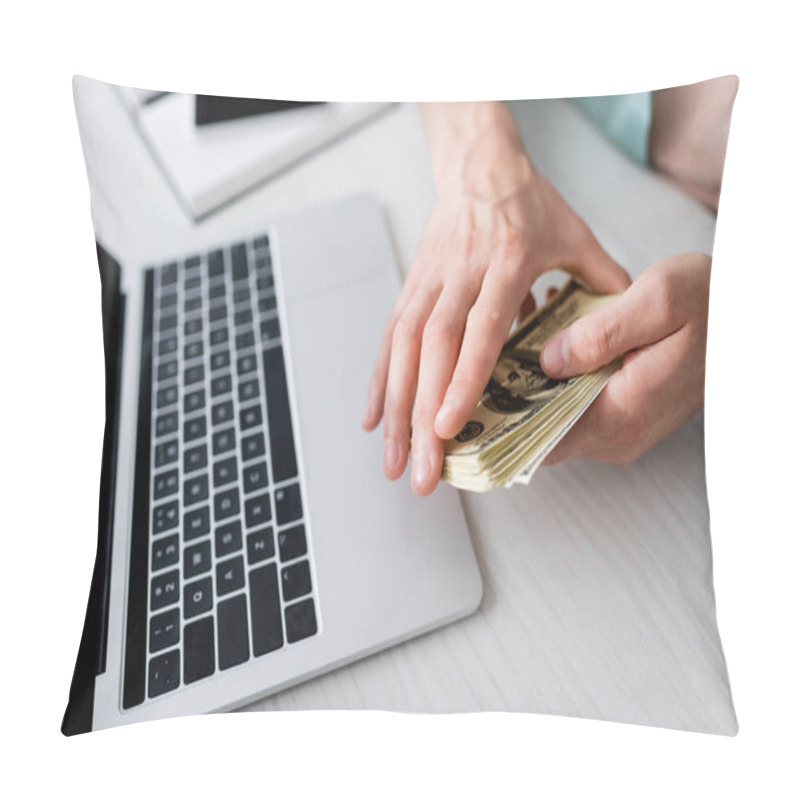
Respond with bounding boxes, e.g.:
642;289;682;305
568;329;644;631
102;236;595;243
442;280;621;492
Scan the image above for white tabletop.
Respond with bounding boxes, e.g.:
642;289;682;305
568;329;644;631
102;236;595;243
73;77;736;733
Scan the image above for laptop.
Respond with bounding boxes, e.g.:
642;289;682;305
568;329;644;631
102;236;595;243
62;193;483;734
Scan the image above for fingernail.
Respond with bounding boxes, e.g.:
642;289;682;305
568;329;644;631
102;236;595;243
541;335;567;375
412;451;432;491
383;440;399;476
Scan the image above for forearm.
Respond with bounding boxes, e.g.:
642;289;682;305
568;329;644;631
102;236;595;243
649;76;738;212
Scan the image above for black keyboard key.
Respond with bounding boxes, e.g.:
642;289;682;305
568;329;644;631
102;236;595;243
210;350;231;371
218;594;250;669
249;563;283;656
184;616;215;685
255;252;272;271
159;314;178;333
155;439;179;468
158;334;178;355
184;474;209;506
213;456;238;487
184;443;208;474
209;304;227;323
148;649;180;698
260;317;280;345
184;577;213;619
214;488;240;521
152;533;180;572
281;560;312;602
153;500;179;534
262;347;298;482
153;469;179;500
241;432;265;461
211;400;234;427
184;295;202;312
234;308;253;327
256;274;274;291
183;506;210;541
253;235;270;250
243;461;268;493
184;340;204;361
212;427;236;455
184;540;212;579
157;360;179;382
209;283;226;301
236;331;255;351
184;364;205;386
210;326;229;346
247;527;274;565
240;404;262;430
151;569;180;610
231;243;249;281
185;276;202;294
238;378;260;403
237;353;257;376
258;295;277;314
185;255;201;271
155;411;178;437
208;249;224;278
275;483;303;525
184;415;207;442
285;598;317;644
185;317;203;336
216;556;245;596
149;608;180;653
244;493;271;529
156;384;178;409
215;520;243;558
211;374;232;397
160;262;178;285
278;525;307;562
233;286;251;304
184;388;206;414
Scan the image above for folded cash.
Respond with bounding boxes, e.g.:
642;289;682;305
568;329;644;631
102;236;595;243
441;280;621;492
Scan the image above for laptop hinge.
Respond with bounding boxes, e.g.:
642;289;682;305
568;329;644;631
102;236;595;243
62;242;125;735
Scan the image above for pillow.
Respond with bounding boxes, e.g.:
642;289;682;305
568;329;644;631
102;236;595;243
63;74;737;736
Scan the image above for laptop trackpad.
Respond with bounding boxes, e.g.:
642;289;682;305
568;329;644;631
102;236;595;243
284;274;480;649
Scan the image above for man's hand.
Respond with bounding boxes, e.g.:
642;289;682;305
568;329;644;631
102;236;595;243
540;252;711;466
361;102;630;496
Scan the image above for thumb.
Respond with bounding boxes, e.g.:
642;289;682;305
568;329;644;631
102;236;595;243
540;277;672;378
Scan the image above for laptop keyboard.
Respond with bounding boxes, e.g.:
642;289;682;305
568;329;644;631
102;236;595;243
123;235;318;709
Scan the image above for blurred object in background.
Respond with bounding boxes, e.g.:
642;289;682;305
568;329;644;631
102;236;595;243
117;86;389;220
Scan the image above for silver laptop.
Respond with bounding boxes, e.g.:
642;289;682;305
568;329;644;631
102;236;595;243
62;193;482;733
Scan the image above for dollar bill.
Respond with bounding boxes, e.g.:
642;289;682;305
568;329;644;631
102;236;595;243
441;280;620;492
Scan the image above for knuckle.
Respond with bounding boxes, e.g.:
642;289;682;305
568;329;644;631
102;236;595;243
576;315;617;367
469;303;502;334
499;223;526;260
422;309;458;347
412;396;437;425
391;313;423;350
648;265;679;325
456;220;476;262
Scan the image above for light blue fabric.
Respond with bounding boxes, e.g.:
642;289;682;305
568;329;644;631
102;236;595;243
571;92;652;165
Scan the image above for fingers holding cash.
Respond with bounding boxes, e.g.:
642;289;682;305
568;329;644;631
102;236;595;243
541;253;711;467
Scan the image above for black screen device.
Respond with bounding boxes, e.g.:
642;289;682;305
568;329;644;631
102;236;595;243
194;96;324;126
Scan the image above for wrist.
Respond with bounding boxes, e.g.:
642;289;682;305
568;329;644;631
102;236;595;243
421;102;535;199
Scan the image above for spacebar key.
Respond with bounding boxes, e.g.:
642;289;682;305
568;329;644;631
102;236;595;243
262;346;298;482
